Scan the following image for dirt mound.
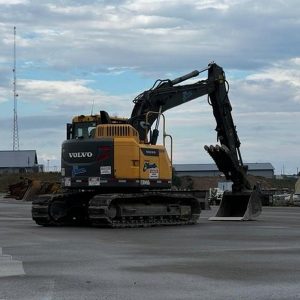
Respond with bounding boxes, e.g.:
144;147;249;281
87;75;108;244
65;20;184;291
178;175;297;191
0;173;60;193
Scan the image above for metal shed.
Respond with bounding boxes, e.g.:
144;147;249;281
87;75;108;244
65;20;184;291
174;163;274;178
0;150;40;174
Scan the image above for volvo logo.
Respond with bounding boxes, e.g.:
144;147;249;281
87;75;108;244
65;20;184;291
69;152;93;158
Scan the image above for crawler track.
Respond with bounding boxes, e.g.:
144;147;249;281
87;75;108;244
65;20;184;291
32;192;95;226
32;191;201;228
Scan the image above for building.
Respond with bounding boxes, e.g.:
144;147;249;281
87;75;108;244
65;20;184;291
0;150;41;174
174;163;274;178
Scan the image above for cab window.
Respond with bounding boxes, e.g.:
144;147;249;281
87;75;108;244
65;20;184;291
73;122;96;139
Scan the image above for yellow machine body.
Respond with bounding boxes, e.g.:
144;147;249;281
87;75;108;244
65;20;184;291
95;124;172;186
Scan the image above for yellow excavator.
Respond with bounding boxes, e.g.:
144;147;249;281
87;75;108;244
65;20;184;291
32;62;263;227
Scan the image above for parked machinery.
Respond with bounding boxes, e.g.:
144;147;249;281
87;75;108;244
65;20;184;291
32;63;262;227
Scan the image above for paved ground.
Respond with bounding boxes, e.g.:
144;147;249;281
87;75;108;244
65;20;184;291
0;196;300;300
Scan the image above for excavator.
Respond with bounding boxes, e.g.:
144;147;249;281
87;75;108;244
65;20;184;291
32;62;263;227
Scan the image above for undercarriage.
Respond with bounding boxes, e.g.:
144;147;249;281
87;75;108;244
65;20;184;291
32;191;201;228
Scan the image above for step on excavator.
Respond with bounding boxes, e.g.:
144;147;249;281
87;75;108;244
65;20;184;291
32;62;263;227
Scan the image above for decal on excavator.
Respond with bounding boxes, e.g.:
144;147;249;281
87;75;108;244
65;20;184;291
69;152;93;158
143;162;157;172
72;166;87;176
96;146;111;161
100;166;112;175
182;90;193;102
149;168;159;179
143;162;159;179
141;148;159;156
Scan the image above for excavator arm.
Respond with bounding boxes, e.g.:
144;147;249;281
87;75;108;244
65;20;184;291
129;63;262;220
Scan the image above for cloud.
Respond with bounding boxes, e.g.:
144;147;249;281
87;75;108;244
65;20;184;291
0;0;28;4
246;58;300;103
0;1;299;174
0;0;298;75
9;78;131;115
0;87;9;103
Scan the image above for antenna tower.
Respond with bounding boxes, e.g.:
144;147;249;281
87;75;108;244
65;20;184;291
12;26;19;151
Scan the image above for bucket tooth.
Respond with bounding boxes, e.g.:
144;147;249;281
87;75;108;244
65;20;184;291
209;184;262;221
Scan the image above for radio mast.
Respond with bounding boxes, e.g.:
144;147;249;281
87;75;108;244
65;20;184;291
12;26;19;151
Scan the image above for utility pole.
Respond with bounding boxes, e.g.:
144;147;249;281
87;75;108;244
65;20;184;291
12;26;20;151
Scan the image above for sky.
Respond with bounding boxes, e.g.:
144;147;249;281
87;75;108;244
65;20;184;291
0;0;299;175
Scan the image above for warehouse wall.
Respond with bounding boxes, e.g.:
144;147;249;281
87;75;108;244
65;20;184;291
176;169;274;178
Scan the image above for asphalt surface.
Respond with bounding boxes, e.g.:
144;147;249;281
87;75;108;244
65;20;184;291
0;196;300;300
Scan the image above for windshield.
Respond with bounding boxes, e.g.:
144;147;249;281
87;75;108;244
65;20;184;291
73;122;97;139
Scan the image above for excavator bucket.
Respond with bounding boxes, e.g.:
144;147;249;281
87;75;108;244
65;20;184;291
209;184;263;221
